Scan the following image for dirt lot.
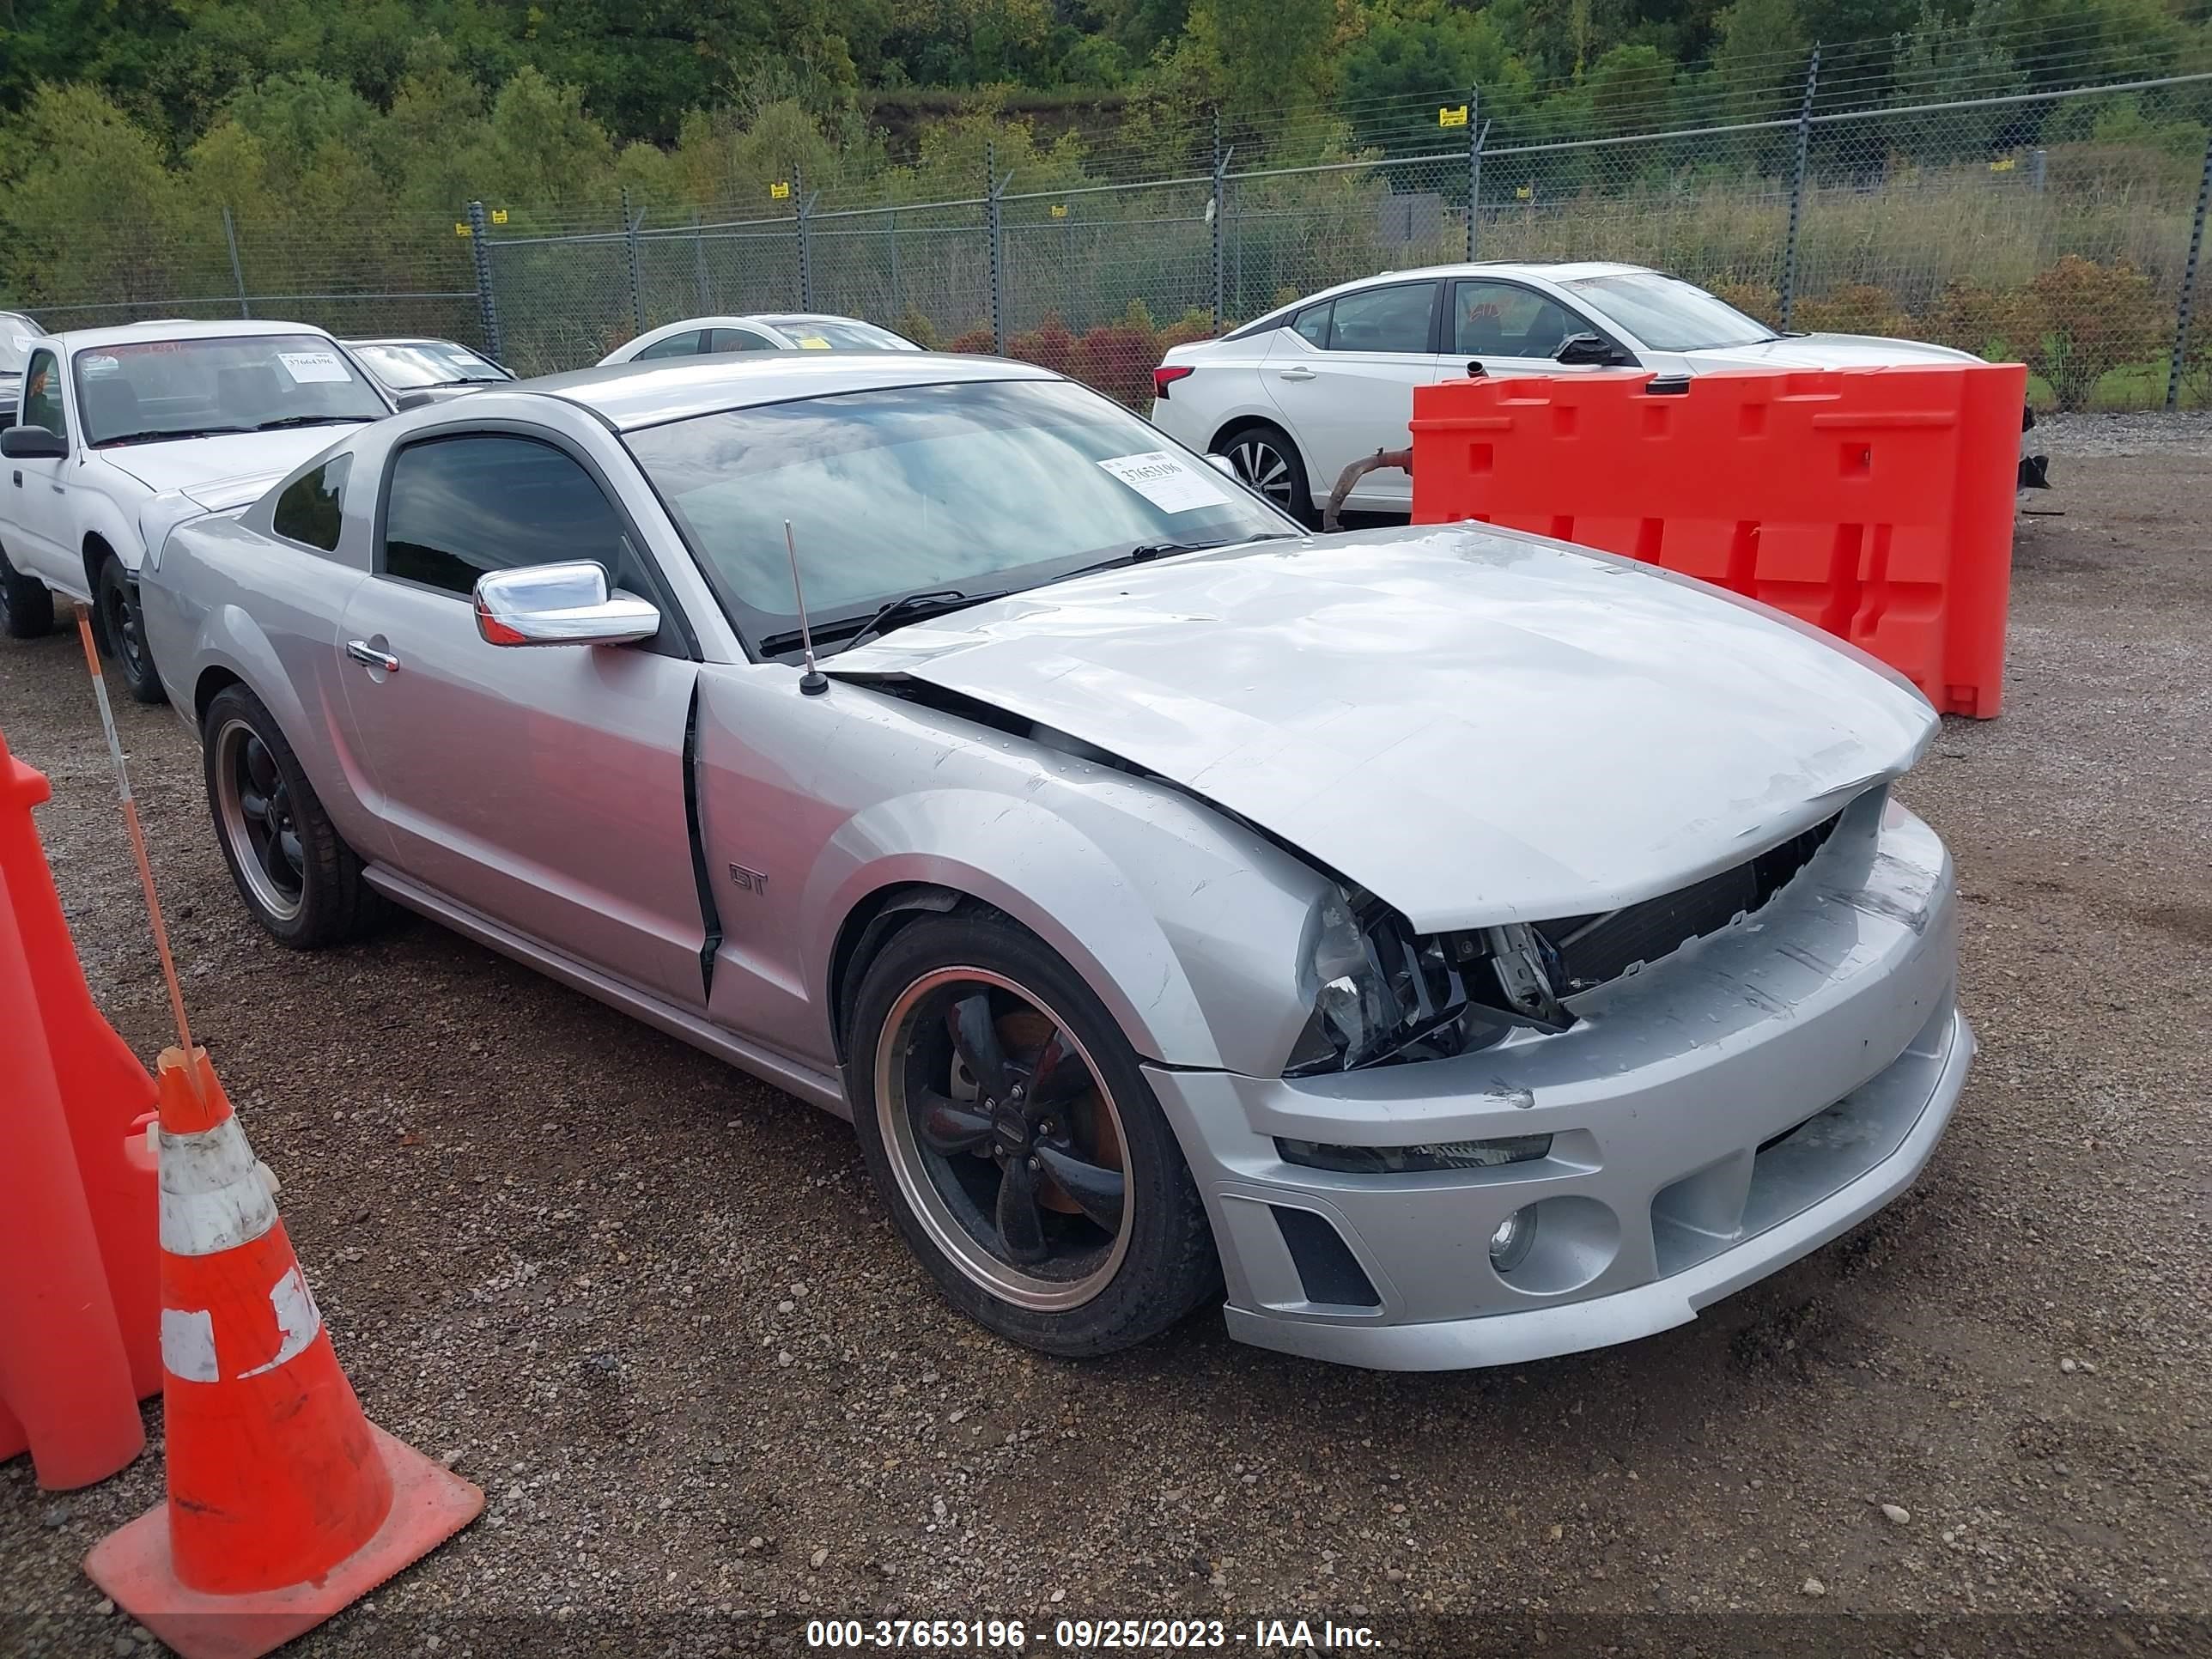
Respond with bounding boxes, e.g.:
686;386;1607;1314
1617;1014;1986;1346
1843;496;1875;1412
3;435;2209;1658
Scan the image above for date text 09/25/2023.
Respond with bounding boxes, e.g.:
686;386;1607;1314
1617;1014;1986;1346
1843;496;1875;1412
804;1617;1382;1650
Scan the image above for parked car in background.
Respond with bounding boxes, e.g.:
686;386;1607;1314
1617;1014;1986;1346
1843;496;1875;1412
598;313;921;365
1152;261;2004;517
140;352;1966;1370
0;311;36;424
346;337;514;403
0;319;394;696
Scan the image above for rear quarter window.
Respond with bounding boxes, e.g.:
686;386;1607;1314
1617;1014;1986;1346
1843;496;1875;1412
271;455;351;552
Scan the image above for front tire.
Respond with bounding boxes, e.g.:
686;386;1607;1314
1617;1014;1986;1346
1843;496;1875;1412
848;911;1219;1358
0;543;54;640
96;557;165;703
202;684;381;948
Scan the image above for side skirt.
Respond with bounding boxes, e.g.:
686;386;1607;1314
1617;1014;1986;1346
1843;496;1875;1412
361;864;852;1119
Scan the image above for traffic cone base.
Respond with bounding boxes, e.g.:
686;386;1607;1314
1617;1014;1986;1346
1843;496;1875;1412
85;1423;484;1659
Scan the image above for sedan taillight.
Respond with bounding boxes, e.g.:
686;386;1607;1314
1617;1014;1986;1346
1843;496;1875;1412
1152;363;1194;399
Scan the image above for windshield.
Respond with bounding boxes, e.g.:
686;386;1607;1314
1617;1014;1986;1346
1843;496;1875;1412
759;317;920;352
353;341;509;388
71;332;388;446
1564;273;1778;352
626;377;1297;650
0;318;33;374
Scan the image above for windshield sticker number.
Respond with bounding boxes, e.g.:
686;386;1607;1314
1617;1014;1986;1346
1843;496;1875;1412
1097;450;1231;514
278;350;350;384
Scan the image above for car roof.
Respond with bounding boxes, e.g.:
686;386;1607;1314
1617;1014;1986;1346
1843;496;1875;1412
1376;260;1654;284
51;318;339;351
518;351;1056;431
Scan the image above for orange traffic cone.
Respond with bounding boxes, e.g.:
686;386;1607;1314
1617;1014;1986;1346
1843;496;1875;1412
85;1048;483;1659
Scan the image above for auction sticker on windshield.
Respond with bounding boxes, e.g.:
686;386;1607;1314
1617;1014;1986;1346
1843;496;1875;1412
1097;450;1231;514
278;350;351;384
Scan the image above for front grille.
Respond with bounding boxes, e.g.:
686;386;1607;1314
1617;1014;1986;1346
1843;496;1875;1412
1537;810;1844;992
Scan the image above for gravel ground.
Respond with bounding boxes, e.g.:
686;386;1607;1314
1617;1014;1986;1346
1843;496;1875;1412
2;449;2208;1659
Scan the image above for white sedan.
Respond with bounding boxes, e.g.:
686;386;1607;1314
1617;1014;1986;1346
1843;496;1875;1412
1150;261;1985;517
599;313;921;366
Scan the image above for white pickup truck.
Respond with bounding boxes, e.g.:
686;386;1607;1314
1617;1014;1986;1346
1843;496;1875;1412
0;319;393;701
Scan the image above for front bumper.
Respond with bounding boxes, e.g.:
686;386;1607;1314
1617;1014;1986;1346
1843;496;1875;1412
1146;790;1970;1370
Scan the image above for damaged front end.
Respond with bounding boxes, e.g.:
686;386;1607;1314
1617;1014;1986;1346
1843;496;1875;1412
1285;807;1846;1077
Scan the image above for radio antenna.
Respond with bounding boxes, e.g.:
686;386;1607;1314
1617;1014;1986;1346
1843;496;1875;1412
783;518;829;696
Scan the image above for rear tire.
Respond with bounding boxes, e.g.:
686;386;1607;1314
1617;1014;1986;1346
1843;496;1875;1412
96;556;166;703
0;544;53;639
202;684;382;949
848;910;1219;1358
1218;422;1314;525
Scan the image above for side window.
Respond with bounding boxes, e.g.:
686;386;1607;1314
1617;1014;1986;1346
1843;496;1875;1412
1325;283;1438;354
1452;280;1585;359
381;435;650;605
271;454;351;552
1291;302;1332;349
19;348;63;433
634;331;702;361
708;328;775;353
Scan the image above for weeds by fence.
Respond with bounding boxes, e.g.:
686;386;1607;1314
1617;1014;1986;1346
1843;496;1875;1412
12;62;2212;415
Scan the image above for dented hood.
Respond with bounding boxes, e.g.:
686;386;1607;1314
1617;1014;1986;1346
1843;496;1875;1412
833;524;1937;932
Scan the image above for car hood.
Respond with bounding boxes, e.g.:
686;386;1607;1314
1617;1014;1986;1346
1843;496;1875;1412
97;427;364;497
832;525;1937;933
1680;333;1981;370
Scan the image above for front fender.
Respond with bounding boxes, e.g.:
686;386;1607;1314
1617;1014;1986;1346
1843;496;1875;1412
808;791;1220;1069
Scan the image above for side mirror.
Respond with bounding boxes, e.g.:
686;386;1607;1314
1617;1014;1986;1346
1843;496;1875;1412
1;425;68;459
1204;453;1241;481
392;389;437;411
1555;332;1629;368
473;561;659;647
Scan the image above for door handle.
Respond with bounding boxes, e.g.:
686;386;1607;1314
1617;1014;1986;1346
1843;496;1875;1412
9;471;18;487
1278;366;1316;381
345;639;400;672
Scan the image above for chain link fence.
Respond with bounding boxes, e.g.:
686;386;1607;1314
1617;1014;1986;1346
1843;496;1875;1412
13;65;2212;414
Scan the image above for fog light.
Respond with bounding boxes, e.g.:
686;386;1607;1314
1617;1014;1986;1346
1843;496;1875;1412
1489;1206;1538;1273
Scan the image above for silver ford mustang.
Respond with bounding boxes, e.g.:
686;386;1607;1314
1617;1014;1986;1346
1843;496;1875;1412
138;353;1971;1370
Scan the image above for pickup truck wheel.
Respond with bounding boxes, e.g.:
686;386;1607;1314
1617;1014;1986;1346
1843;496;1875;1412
95;557;166;703
0;544;54;639
848;911;1219;1358
203;684;381;948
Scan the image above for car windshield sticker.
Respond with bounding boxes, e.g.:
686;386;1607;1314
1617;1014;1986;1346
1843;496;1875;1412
1097;450;1231;514
277;350;351;384
794;334;832;349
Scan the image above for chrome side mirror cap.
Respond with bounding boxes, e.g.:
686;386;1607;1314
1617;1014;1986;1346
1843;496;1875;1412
472;561;659;647
1205;452;1240;481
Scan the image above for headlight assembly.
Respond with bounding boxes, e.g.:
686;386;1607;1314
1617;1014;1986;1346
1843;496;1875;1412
1285;886;1575;1076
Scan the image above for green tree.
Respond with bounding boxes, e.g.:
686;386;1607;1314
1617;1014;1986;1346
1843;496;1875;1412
1339;3;1537;154
1711;0;1809;125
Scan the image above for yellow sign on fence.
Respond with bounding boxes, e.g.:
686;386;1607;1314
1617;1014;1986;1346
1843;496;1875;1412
770;180;792;200
1989;156;2017;172
453;222;471;236
1049;203;1068;218
490;207;509;224
1439;105;1469;128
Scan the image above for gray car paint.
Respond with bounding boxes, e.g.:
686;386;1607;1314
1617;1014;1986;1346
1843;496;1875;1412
137;355;1970;1369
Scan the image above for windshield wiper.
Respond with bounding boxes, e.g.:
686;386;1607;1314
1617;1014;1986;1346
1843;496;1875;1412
1062;530;1297;582
94;426;253;447
757;586;1009;659
252;415;375;431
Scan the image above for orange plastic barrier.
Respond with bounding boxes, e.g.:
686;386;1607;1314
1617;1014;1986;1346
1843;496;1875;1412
1410;363;2027;717
0;726;161;1489
86;1047;483;1659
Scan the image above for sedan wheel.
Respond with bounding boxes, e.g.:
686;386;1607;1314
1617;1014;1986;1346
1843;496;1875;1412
1218;422;1311;522
850;912;1219;1357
